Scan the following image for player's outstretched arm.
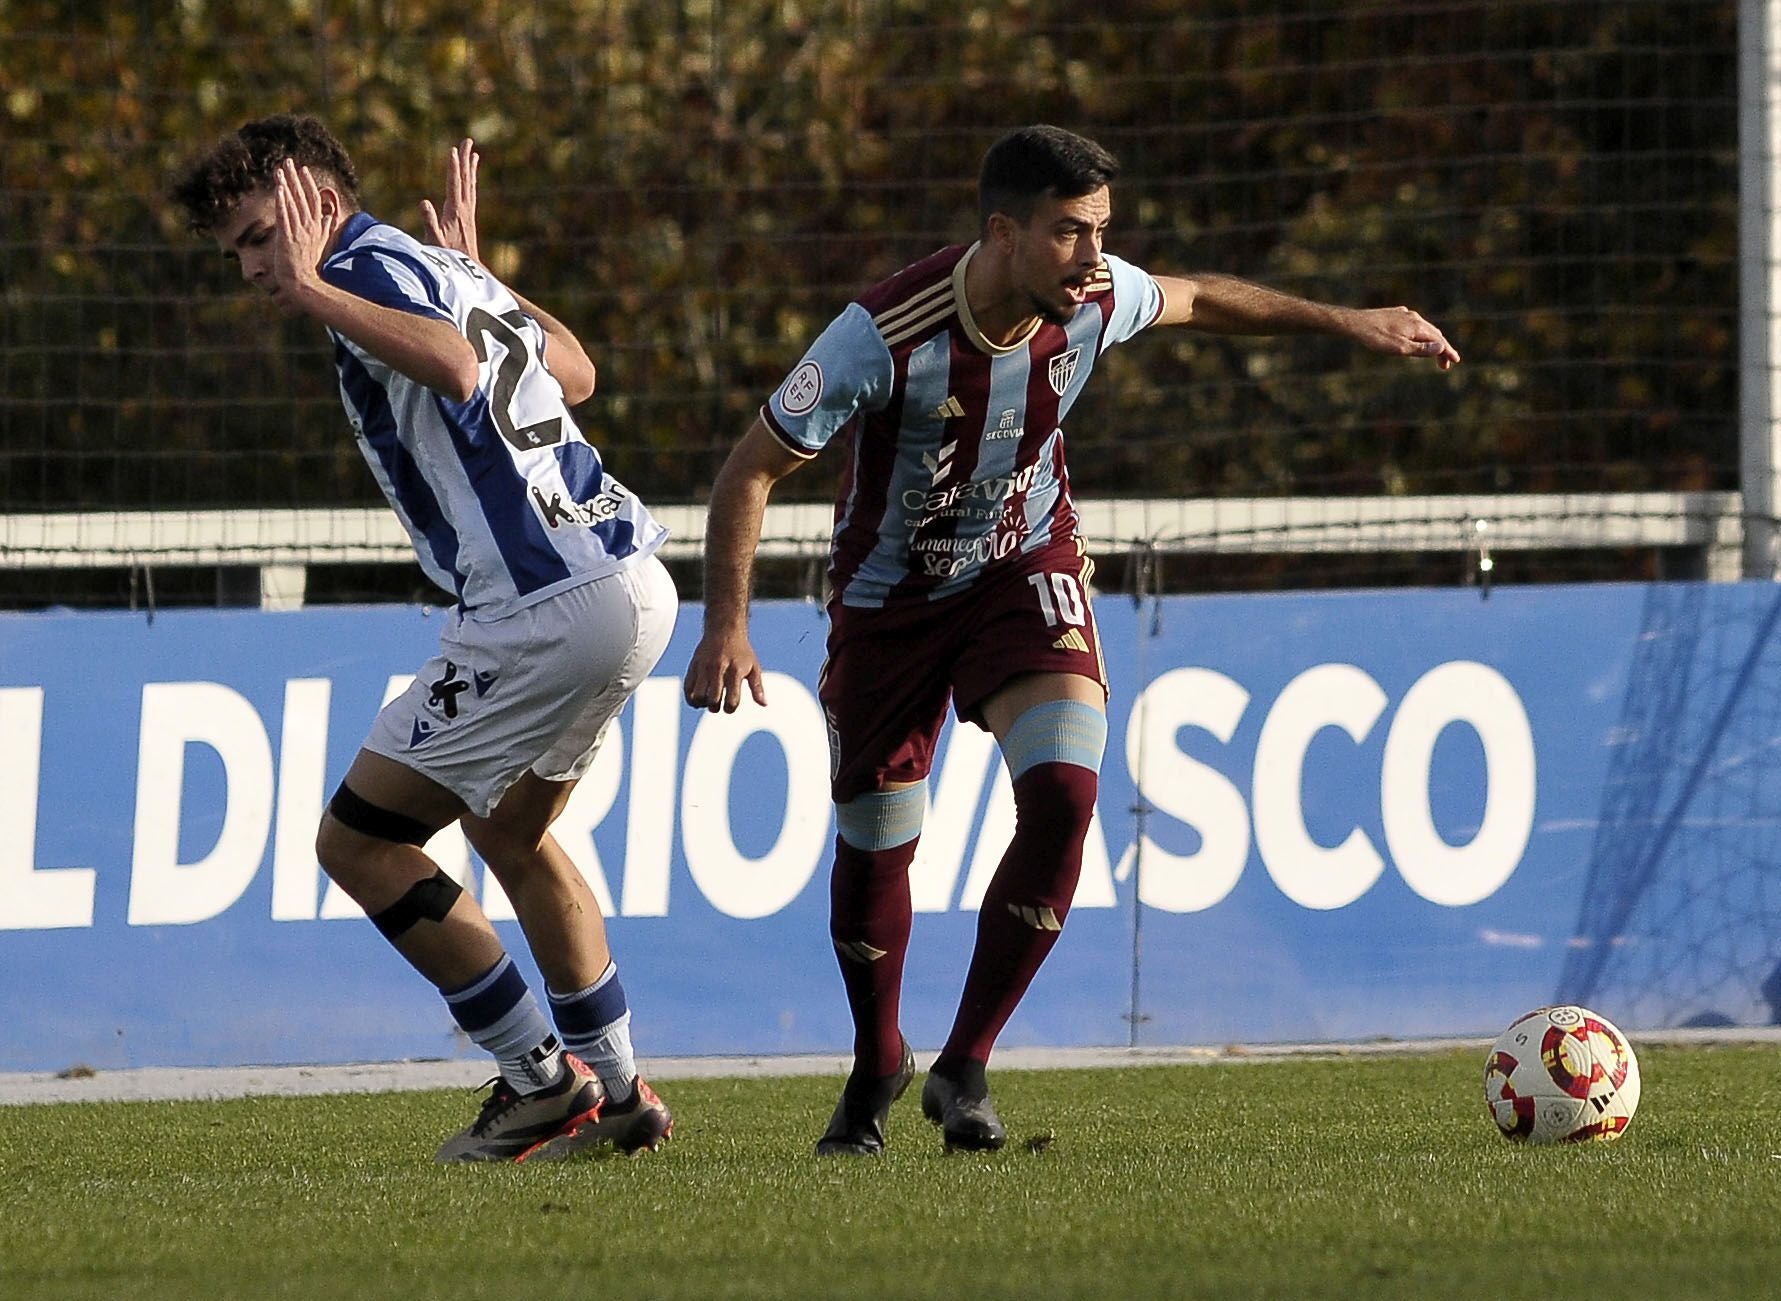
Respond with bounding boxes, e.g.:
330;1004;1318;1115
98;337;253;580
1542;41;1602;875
1153;272;1460;369
421;137;597;405
683;418;810;713
273;160;482;399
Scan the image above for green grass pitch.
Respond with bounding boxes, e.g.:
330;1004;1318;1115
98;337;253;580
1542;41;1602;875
2;1044;1776;1300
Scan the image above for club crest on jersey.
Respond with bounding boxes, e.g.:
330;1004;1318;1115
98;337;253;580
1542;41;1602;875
1048;347;1082;396
779;361;824;416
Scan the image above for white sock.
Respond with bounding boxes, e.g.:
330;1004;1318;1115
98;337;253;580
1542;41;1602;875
549;964;639;1100
442;956;567;1094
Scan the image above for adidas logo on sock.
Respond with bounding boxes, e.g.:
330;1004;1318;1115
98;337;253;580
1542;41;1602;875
1008;903;1063;932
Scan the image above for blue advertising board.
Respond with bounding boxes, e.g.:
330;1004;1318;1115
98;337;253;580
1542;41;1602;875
3;581;1779;1073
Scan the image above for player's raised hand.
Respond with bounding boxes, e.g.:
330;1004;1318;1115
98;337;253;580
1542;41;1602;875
683;629;769;713
1344;305;1461;370
271;159;333;309
421;138;480;262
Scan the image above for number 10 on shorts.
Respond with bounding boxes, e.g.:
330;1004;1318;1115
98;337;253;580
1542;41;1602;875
1027;571;1087;628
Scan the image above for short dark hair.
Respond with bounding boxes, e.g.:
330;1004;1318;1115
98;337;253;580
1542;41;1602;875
169;113;360;233
978;125;1120;232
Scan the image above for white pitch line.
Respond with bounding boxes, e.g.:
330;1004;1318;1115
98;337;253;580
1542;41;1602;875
3;1027;1777;1107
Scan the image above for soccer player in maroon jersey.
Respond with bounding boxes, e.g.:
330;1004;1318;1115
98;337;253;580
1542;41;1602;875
683;124;1460;1155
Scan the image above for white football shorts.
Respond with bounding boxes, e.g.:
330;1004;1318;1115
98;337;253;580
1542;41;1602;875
363;553;677;817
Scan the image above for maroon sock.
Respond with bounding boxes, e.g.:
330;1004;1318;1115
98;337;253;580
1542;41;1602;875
938;762;1097;1069
829;835;917;1078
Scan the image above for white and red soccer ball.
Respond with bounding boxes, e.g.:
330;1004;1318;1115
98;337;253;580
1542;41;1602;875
1483;1005;1641;1144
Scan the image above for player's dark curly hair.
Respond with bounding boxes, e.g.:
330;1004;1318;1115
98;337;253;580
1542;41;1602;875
169;113;361;233
978;125;1120;232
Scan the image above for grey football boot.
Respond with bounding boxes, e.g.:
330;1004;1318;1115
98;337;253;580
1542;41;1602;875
533;1076;674;1159
435;1053;605;1163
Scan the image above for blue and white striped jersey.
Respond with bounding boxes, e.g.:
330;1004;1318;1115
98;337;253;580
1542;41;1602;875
321;212;665;620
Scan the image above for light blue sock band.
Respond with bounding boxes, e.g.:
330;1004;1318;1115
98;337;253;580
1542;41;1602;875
1001;700;1107;780
836;784;926;851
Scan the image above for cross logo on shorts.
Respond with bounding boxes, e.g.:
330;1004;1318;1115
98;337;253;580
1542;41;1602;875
427;661;471;719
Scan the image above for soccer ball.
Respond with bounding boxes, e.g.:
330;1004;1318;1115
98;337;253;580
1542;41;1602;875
1483;1005;1641;1144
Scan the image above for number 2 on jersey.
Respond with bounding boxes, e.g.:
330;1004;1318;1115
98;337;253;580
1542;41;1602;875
465;307;565;451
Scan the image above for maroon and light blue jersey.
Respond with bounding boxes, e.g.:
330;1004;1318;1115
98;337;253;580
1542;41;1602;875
762;242;1163;609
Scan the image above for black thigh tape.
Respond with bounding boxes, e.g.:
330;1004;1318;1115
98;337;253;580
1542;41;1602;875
369;870;464;940
327;782;437;847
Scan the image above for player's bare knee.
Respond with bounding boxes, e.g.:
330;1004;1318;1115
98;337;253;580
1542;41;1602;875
318;782;440;880
472;853;546;911
315;789;465;939
463;816;546;869
461;822;514;867
314;812;371;886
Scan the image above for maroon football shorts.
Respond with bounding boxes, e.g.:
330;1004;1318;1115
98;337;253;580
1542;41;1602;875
819;538;1108;802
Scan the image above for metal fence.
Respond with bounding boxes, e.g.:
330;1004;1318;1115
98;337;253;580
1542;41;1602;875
0;1;1742;603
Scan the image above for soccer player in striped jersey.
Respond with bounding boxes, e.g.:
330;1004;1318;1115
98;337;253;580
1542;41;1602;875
172;117;674;1162
684;124;1459;1155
